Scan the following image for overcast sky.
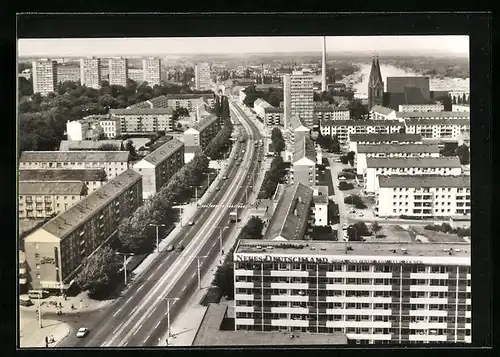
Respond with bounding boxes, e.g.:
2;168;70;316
18;36;469;57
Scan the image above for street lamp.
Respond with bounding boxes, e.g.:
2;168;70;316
195;255;209;289
149;223;166;253
218;226;230;257
116;252;135;286
190;185;201;205
173;202;184;227
163;297;180;342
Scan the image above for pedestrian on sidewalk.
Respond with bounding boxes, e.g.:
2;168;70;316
45;336;48;347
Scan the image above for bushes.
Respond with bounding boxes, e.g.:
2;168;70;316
258;156;287;199
338;181;354;191
346;221;371;241
338;171;356;180
344;194;367;209
424;223;471;236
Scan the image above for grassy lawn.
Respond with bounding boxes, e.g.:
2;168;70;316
370;225;413;243
411;226;468;243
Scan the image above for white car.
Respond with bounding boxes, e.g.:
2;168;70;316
187;221;195;226
342;224;348;230
358;213;364;217
76;327;89;338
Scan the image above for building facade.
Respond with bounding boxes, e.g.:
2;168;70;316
132;138;185;199
451;104;470;113
233;240;471;344
66;115;120;140
19;151;130;180
183;114;221;162
369;106;397;121
320;120;404;147
377;175;470;218
283;71;314;129
142;57;161;86
19;181;89;219
109;108;174;134
364;157;462;193
23;169;142;291
386;77;431;100
399;104;444;113
264;107;284;127
291;136;318;187
32;59;58;95
79;57;102;89
355;143;441;175
195;62;211;90
314;107;350;122
348;134;423;154
404;119;470;140
108;58;128;86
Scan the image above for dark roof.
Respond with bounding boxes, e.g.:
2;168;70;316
164;93;214;99
29;169;142;240
384;86;433;110
59;140;124;151
265;183;314;241
19;181;88;195
264;107;283;113
357;143;440;154
321;120;402;127
109;107;173;115
142;138;184;165
378;175;470;188
193;114;219;132
19;169;107;182
405;118;470;126
293;136;316;163
366;157;461;168
127;101;152;109
350;133;422;143
386;76;430;98
397;111;470;118
20;151;130;163
369;58;383;86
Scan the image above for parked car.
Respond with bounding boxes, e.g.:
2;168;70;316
223;175;228;180
187;221;195;226
76;327;89;338
216;186;221;191
176;245;185;252
358;213;364;217
166;245;174;252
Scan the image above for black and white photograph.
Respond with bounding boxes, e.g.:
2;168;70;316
15;14;486;349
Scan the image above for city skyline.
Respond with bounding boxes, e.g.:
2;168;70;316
18;36;469;58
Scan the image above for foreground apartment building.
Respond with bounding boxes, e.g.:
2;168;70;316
109;108;175;134
132;138;185;200
183;114;221;162
376;175;471;218
233;240;471;344
355;143;441;175
24;169;142;291
364;157;462;193
348;133;423;153
19;151;130;180
320;120;403;146
404;119;470;140
19;168;107;194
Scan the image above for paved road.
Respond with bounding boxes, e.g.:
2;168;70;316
328;158;349;240
60;100;262;347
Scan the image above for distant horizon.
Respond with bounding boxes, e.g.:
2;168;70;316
18;36;469;58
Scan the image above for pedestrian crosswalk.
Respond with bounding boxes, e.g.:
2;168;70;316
199;204;249;209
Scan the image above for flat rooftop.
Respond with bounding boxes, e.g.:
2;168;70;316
236;240;471;259
322;120;403;127
350;133;422;143
357;143;440;154
366;157;461;168
20;151;130;163
19;168;107;182
142;137;184;165
193;303;348;346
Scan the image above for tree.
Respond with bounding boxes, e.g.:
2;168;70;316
117;206;153;253
125;139;137;157
348;99;368;120
271;127;285;153
457;144;470;165
347;221;371;241
338;181;354;191
243;217;264;239
344;194;366;209
340;155;349;165
98;143;120;151
440;142;458;157
18;77;33;97
371;221;382;233
346;151;355;166
436;95;452;111
75;245;121;298
452;96;457;105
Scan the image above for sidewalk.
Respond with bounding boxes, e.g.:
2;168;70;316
19;309;70;348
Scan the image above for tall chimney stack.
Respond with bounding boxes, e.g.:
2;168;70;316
321;36;327;92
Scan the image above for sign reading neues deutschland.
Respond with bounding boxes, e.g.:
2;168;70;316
234;254;424;265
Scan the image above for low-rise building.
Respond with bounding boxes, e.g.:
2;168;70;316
132;138;184;200
369;106;397;120
397;111;470;121
291;136;317;187
233;239;471;344
364;157;462;193
398;104;444;112
377;175;470;218
314;107;350;122
24;169;142;291
66;115;120;140
264;182;314;241
264;107;284;127
183;114;221;162
311;185;329;226
159;93;215;111
404;119;470;140
19;181;89;219
109;108;174;134
458;130;470;147
348;133;423;153
452;104;470;113
320;120;404;147
253;98;274;120
19;168;107;194
19;151;130;180
355;143;441;175
59;140;124;151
